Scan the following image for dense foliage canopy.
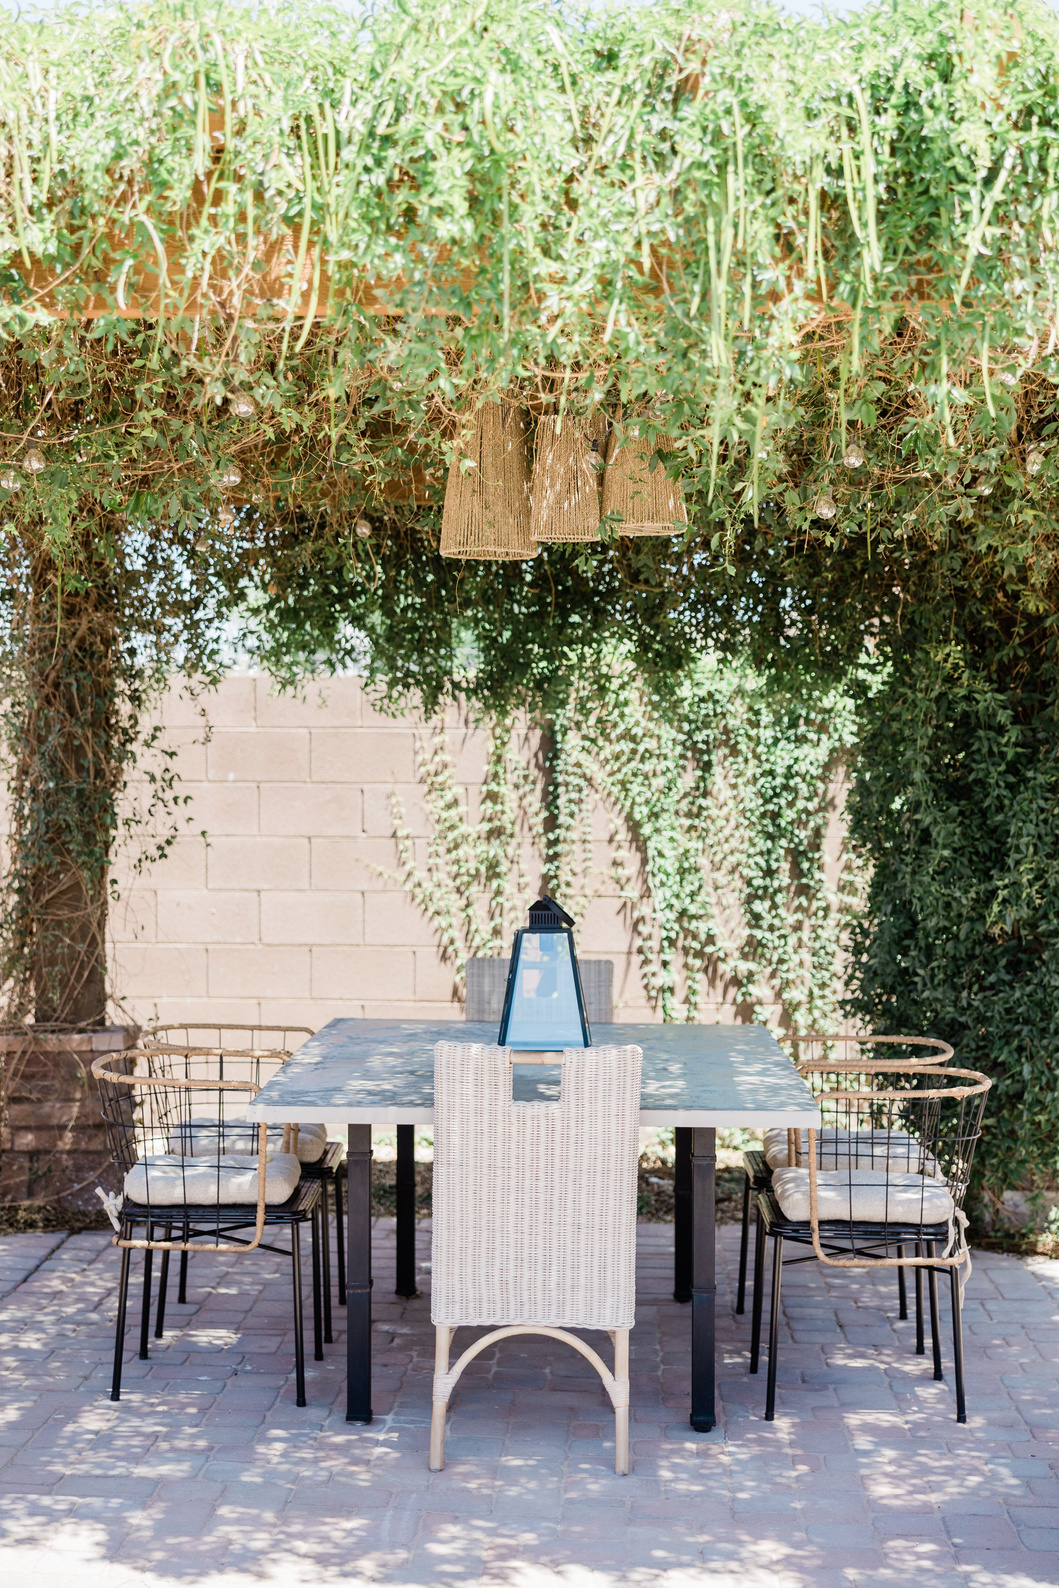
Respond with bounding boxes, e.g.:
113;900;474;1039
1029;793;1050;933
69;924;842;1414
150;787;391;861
1;0;1059;1204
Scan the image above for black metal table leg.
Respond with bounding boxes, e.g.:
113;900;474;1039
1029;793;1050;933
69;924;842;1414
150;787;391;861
346;1123;373;1423
689;1126;716;1431
673;1126;692;1303
395;1123;420;1298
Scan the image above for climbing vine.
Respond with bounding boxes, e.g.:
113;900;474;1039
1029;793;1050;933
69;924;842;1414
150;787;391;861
389;653;858;1026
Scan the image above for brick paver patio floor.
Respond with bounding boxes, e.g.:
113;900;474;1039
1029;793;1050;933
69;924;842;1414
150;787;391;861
0;1218;1057;1587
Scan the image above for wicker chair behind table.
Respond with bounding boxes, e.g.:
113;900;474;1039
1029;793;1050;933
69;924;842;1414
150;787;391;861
430;1042;641;1474
750;1063;990;1424
736;1034;954;1321
93;1045;325;1407
141;1024;346;1333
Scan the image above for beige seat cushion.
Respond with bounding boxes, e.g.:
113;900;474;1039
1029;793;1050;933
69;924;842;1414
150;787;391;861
168;1119;328;1163
763;1127;931;1174
772;1166;954;1224
124;1153;302;1207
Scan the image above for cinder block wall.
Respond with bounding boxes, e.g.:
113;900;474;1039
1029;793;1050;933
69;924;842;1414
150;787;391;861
109;676;658;1029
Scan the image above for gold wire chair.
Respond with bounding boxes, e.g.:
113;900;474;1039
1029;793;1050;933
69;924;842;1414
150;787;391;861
748;1063;990;1423
94;1041;327;1406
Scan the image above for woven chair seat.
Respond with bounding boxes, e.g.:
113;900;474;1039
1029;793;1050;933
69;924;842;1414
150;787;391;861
771;1166;954;1224
124;1152;302;1207
166;1118;327;1163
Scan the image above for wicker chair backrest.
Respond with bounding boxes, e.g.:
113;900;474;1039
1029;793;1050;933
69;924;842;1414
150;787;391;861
431;1043;642;1331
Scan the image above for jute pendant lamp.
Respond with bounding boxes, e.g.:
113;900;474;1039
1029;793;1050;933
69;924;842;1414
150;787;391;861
601;419;687;536
440;402;536;559
530;411;609;543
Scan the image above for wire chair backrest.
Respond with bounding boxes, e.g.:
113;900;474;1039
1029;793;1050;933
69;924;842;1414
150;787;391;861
92;1046;287;1254
141;1023;314;1056
431;1043;642;1332
789;1063;991;1270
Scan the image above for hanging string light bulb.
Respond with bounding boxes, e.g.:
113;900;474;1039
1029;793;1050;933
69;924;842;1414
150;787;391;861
0;467;21;491
23;447;45;474
843;443;865;468
217;506;236;528
814;490;837;519
194;532;209;551
1026;449;1045;475
228;392;257;419
355;517;372;539
218;463;242;489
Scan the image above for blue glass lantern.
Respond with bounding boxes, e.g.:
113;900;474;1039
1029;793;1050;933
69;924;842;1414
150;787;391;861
497;896;591;1051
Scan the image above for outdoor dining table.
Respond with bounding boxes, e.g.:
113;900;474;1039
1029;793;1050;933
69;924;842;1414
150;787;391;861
244;1019;818;1431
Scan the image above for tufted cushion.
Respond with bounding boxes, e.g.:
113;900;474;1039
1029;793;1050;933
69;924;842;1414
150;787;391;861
763;1127;931;1174
124;1153;302;1207
771;1166;954;1225
167;1119;327;1163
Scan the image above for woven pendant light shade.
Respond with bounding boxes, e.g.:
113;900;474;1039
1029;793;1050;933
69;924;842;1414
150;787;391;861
440;403;536;559
530;411;608;542
601;423;687;536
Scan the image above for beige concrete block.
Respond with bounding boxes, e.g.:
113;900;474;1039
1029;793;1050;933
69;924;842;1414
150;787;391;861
312;946;414;1001
200;676;259;728
363;1001;460;1020
155;728;208;782
183;782;259;835
312;728;415;784
158;891;259;944
256;675;363;728
207;836;309;891
363;783;427;837
209;945;310;1000
112;944;208;1000
310;838;402;890
129;834;208;890
261;892;364;946
208;730;310;783
364;891;439;948
579;896;635;955
124;995;265;1027
256;1000;349;1031
260;784;361;838
108;890;157;944
434;728;490;787
414;950;460;1003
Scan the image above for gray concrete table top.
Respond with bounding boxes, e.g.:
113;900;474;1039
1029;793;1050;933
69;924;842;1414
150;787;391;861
245;1018;819;1128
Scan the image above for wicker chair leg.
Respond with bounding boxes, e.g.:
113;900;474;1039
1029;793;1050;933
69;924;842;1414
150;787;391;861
749;1202;767;1374
311;1205;325;1363
335;1162;346;1306
897;1248;908;1321
736;1173;751;1315
138;1239;154;1361
430;1325;452;1471
155;1224;172;1339
111;1241;132;1402
177;1249;189;1305
914;1243;925;1355
764;1234;783;1421
613;1330;630;1475
320;1177;334;1344
950;1264;967;1423
926;1240;943;1381
291;1220;307;1407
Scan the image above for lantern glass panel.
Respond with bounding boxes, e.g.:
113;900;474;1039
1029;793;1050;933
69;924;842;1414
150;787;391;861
501;931;587;1050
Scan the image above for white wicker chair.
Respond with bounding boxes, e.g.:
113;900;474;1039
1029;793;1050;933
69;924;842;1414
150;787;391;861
429;1041;642;1474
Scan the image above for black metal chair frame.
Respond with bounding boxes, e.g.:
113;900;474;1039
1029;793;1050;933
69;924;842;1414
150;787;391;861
112;1179;325;1406
750;1189;962;1418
